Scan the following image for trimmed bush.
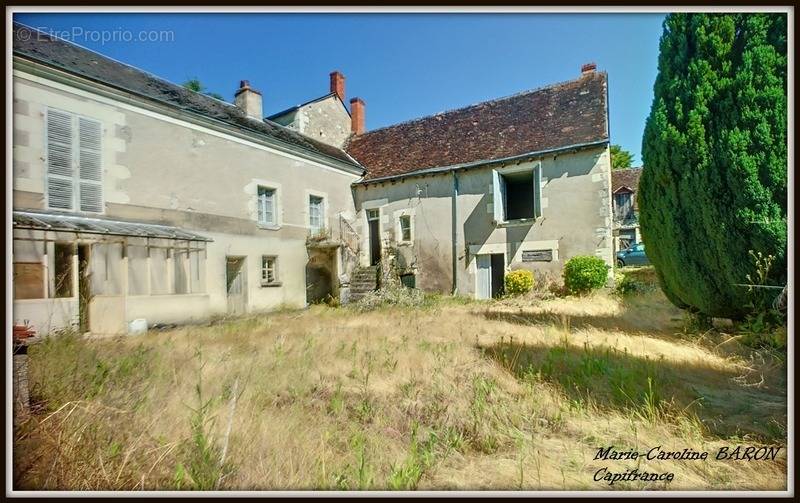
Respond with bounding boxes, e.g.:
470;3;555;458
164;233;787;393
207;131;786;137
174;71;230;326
504;270;534;297
563;256;608;295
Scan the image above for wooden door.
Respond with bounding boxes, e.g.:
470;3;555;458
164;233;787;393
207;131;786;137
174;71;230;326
226;257;247;315
476;255;491;299
367;209;381;266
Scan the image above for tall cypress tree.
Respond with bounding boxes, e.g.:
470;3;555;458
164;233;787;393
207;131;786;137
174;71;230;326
640;13;787;319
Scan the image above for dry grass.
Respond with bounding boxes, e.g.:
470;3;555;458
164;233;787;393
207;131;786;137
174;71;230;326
13;289;786;491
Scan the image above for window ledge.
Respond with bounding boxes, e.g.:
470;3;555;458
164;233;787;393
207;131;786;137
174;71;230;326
261;281;282;288
257;224;281;231
495;217;540;228
397;241;413;247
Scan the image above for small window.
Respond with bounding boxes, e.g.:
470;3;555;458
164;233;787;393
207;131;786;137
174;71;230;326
399;215;412;242
261;256;279;285
400;273;416;289
309;196;325;234
53;243;74;298
257;186;276;226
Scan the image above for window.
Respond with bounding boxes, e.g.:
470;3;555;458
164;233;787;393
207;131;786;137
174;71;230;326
492;164;542;223
261;256;279;285
309;196;325;234
174;250;189;294
53;243;74;298
400;273;416;289
614;192;634;220
46;108;103;213
399;215;412;242
257;186;276;226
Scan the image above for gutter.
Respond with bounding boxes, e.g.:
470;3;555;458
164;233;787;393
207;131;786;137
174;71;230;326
13;56;365;177
353;139;610;186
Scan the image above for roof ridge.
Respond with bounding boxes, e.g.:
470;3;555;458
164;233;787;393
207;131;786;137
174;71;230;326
354;71;606;137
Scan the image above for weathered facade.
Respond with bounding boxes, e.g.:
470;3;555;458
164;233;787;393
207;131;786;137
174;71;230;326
344;64;614;298
12;24;362;335
11;24;614;335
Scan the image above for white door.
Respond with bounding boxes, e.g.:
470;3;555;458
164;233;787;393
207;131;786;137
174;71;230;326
476;255;491;300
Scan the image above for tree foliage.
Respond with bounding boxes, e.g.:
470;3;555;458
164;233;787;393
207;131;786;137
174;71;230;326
639;13;787;319
610;144;634;170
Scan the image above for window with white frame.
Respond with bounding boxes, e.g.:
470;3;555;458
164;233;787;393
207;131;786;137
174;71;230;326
399;215;412;242
257;186;277;226
492;163;542;223
309;195;325;234
46;108;103;213
261;255;279;285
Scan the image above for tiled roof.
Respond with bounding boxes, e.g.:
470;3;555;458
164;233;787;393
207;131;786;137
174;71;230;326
12;23;360;169
345;71;609;181
612;167;643;193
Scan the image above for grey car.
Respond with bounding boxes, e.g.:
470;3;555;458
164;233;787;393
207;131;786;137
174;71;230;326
616;242;649;267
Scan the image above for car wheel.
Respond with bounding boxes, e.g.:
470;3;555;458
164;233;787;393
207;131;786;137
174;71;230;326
617;259;625;267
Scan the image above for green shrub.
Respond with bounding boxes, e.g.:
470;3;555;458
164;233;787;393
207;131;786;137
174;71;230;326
615;267;659;296
563;256;608;295
504;270;534;297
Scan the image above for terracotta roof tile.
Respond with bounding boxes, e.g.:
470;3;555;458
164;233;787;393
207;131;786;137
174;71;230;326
346;72;609;180
611;167;643;193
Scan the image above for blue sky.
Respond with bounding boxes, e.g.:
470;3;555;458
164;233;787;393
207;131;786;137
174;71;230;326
14;12;666;165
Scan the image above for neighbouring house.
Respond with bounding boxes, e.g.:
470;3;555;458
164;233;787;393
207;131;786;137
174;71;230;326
611;167;643;252
11;23;613;335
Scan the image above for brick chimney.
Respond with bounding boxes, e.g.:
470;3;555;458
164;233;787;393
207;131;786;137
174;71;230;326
234;80;263;120
330;71;345;102
581;62;597;75
350;97;365;135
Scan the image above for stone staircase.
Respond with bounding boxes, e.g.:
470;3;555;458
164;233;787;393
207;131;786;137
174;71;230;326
348;265;379;303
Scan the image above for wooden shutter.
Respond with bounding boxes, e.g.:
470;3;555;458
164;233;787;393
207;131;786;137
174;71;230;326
492;169;506;223
46;109;74;210
533;163;542;218
78;117;103;212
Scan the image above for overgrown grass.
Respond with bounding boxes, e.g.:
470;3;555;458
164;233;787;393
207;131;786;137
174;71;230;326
14;290;787;491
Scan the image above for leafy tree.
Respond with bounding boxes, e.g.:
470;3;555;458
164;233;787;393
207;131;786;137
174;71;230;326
182;78;225;101
639;13;787;319
610;144;634;170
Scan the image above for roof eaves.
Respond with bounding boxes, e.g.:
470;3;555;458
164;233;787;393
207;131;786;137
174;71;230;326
355;139;609;186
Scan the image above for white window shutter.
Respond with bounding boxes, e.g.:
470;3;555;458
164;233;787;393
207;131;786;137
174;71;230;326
46;109;74;210
533;163;542;218
492;169;505;223
78;118;103;212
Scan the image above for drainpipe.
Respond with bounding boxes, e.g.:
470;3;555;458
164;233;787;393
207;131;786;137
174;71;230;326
451;170;459;295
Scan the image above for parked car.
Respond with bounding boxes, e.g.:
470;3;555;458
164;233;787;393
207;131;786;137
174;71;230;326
616;242;649;267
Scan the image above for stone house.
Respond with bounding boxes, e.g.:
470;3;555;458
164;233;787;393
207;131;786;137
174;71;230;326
11;23;613;335
610;167;643;252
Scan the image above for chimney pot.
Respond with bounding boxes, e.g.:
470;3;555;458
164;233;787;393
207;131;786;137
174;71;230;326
234;80;263;119
350;97;365;135
330;71;345;102
581;62;597;74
